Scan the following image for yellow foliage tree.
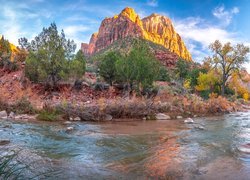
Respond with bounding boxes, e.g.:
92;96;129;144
195;71;220;92
228;72;249;99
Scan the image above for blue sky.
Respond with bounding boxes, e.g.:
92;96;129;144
0;0;250;67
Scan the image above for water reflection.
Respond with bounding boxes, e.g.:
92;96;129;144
0;112;250;179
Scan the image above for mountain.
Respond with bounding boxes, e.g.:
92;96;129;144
81;7;192;61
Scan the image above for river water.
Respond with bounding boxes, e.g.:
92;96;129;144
1;112;250;179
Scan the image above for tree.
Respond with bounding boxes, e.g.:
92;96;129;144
115;40;160;91
70;50;86;80
99;51;121;86
22;23;77;89
208;40;249;96
0;36;11;61
175;58;190;80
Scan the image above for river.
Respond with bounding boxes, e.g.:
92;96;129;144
1;112;250;179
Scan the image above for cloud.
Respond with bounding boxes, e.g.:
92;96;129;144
147;0;158;7
63;25;90;48
212;5;239;26
174;17;248;62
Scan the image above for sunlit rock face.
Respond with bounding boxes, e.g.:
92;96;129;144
82;7;192;61
142;14;192;61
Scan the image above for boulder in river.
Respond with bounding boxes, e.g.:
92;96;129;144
0;111;8;119
66;127;74;132
9;112;15;119
156;113;171;120
63;121;72;125
177;116;183;119
73;117;81;121
0;139;10;145
184;118;194;124
104;114;113;121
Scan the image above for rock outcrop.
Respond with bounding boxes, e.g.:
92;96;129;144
81;7;192;61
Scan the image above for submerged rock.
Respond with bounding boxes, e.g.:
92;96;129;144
0;139;10;145
156;113;171;120
184;118;194;124
194;125;205;130
66;127;74;132
63;121;72;125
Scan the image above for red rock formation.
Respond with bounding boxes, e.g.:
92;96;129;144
82;7;192;61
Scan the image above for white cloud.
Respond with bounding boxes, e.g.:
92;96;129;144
63;25;90;49
212;5;239;26
147;0;158;7
174;17;250;62
175;17;238;48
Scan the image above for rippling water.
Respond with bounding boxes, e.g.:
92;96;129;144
1;112;250;179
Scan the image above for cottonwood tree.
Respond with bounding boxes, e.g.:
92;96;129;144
208;40;249;96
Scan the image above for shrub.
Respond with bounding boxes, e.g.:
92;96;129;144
11;97;36;114
37;108;62;121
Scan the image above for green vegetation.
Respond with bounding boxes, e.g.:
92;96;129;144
98;51;121;85
37;109;62;121
20;23;86;89
0;36;19;72
0;151;27;179
98;40;165;93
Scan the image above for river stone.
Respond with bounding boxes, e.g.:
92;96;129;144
156;113;171;120
73;117;81;121
177;116;183;119
9;112;15;119
194;125;205;130
0;111;8;118
104;114;112;121
184;118;194;124
63;121;72;125
0;139;10;145
66;127;74;132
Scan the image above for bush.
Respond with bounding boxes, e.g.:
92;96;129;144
11;97;36;114
37;108;62;121
157;66;170;81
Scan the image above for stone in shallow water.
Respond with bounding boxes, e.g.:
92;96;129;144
156;113;171;120
66;127;74;132
63;121;72;125
238;143;250;154
0;139;10;145
0;111;8;119
177;116;183;119
184;118;194;124
9;112;15;119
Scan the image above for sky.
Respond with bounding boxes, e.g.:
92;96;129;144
0;0;250;69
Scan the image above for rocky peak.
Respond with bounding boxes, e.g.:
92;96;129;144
82;7;192;61
119;7;140;23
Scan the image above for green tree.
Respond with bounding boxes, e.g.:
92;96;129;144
70;50;86;80
175;58;190;80
99;51;121;86
22;23;77;88
115;40;160;91
208;40;249;96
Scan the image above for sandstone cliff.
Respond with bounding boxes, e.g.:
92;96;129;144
82;7;192;61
